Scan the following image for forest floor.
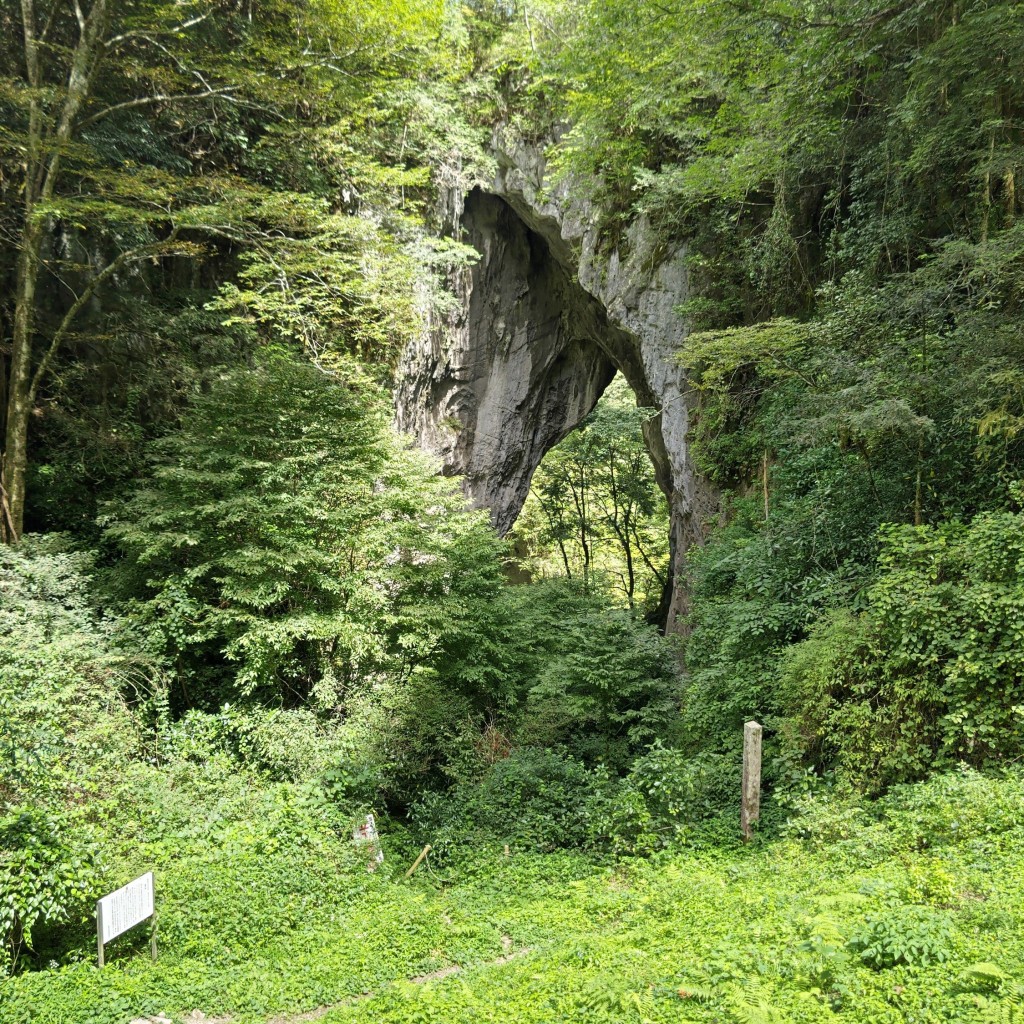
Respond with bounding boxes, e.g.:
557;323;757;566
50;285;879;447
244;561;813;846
5;772;1024;1024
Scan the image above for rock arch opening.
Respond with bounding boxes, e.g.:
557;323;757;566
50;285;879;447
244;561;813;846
512;373;674;622
397;183;717;631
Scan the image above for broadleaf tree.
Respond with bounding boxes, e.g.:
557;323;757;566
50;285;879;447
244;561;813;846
0;0;454;541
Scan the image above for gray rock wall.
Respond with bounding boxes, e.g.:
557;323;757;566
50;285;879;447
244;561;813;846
395;136;718;630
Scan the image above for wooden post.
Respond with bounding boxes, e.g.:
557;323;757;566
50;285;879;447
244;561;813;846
150;875;158;961
96;901;105;968
741;720;762;842
405;844;431;878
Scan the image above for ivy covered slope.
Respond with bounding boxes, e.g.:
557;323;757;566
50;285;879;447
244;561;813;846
4;2;1024;1024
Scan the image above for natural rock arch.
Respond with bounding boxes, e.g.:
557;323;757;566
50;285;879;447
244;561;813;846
396;143;718;630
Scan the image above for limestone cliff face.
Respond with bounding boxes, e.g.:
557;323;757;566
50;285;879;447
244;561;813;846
396;135;718;629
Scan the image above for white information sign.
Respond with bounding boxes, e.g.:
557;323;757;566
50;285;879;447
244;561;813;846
97;872;155;947
353;813;384;871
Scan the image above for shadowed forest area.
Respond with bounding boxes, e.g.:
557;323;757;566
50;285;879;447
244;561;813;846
2;2;1024;1021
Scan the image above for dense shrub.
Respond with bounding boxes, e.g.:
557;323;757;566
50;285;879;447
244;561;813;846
479;580;683;770
102;351;504;711
591;744;738;855
684;493;1024;794
410;747;605;855
0;538;141;972
781;507;1024;790
848;905;955;970
525;606;682;765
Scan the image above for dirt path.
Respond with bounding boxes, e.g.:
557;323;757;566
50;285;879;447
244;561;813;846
132;940;530;1024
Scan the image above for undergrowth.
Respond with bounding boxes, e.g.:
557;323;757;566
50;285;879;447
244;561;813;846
1;766;1022;1024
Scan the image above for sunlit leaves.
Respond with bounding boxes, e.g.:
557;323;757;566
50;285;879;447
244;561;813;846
102;352;503;708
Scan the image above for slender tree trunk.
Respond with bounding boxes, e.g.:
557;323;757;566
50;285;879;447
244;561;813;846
570;468;591;589
2;0;109;542
1;227;42;542
981;132;995;243
762;449;770;520
631;521;666;588
622;510;635;608
914;436;924;527
539;493;573;579
604;459;634;607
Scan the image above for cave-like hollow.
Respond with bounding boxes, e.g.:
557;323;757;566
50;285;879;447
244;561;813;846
397;187;701;630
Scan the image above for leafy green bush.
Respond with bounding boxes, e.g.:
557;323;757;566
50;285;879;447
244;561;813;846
0;808;101;973
848;905;954;969
480;580;682;770
783;508;1024;789
525;606;682;766
877;766;1024;853
0;537;144;972
161;705;351;783
410;747;604;855
102;351;504;710
591;744;737;855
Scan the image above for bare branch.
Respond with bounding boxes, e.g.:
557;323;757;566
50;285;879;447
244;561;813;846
39;0;109;202
104;10;213;50
29;227;183;404
21;0;40;90
37;0;61;46
78;86;238;128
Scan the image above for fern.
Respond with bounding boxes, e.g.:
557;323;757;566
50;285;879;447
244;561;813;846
725;982;784;1024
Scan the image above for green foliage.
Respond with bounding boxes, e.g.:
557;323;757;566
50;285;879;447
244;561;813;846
0;808;101;974
678;240;1024;784
0;537;142;972
591;745;738;856
780;507;1024;789
523;603;681;764
454;579;683;771
8;2;1024;1021
530;0;1024;291
514;377;670;615
411;747;604;855
102;351;503;709
848;905;954;970
685;497;1024;795
2;0;487;539
483;0;1024;808
4;676;1024;1022
27;302;255;539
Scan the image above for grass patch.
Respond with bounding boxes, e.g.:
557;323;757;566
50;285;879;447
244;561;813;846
3;769;1023;1024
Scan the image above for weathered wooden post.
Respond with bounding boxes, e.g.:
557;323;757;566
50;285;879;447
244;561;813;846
741;720;762;842
405;844;431;878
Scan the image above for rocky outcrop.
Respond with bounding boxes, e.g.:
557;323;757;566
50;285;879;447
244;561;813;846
396;136;718;630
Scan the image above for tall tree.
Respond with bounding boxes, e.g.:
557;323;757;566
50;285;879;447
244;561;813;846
0;0;446;542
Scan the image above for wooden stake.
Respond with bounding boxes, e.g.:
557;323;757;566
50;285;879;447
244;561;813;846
97;901;105;968
741;720;762;842
405;844;431;878
762;450;770;520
